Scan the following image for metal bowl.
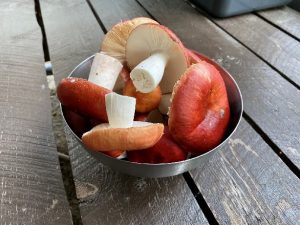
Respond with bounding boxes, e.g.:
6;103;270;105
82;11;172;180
61;51;243;178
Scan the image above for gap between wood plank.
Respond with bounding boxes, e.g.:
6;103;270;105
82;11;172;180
183;0;300;178
254;11;300;43
83;0;299;223
86;0;108;33
34;0;83;224
137;0;300;181
85;0;225;222
183;173;219;225
34;0;53;75
185;0;300;90
83;0;219;223
243;112;300;179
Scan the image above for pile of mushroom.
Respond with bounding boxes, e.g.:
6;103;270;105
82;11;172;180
57;17;230;163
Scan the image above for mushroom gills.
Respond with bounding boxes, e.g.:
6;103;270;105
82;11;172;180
126;24;188;95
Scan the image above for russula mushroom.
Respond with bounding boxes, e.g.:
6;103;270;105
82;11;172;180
88;52;123;90
57;77;111;121
62;98;124;158
123;79;162;113
158;50;203;115
82;93;164;151
126;24;189;94
101;17;158;63
127;127;187;163
168;62;230;154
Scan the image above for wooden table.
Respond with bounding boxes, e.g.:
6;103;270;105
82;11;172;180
1;0;300;224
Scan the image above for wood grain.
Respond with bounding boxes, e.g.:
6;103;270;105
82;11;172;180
41;0;208;224
138;0;300;223
212;13;300;86
65;125;208;225
258;7;300;40
0;1;72;224
89;0;150;30
40;0;103;83
138;0;300;168
191;119;300;225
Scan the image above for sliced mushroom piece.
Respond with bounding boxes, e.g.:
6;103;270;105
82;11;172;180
126;24;189;94
101;17;158;63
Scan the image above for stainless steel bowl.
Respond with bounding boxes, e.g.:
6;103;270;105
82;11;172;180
61;51;243;178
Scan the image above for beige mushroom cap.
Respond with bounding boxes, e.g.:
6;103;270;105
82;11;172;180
101;17;158;63
82;121;164;151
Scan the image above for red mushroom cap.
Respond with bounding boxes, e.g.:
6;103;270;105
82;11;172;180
127;127;187;163
57;77;111;121
168;62;230;154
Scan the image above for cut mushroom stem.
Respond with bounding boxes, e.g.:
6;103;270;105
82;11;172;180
126;24;188;94
105;92;136;128
130;52;168;93
88;52;123;90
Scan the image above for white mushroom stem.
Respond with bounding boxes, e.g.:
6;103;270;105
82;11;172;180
130;52;168;93
88;52;123;90
105;93;136;128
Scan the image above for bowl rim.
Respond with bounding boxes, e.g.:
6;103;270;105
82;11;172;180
61;51;243;167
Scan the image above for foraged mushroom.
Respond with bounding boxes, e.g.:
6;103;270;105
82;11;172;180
127;127;187;164
82;93;164;151
123;79;162;113
101;17;158;63
126;24;189;94
57;77;111;121
168;62;230;154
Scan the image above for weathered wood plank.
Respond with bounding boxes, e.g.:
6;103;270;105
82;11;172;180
191;119;300;225
40;0;103;83
138;0;300;224
41;0;208;224
258;7;300;40
0;1;72;224
89;0;150;30
212;13;300;86
65;126;208;225
138;0;300;168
